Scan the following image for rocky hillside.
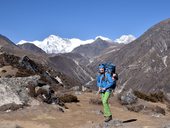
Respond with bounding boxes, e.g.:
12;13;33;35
0;35;83;87
0;34;49;66
90;18;170;93
72;38;121;59
0;34;21;54
18;43;46;54
48;53;94;84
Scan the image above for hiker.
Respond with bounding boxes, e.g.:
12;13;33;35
96;64;116;122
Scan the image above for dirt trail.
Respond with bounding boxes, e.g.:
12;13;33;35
0;92;170;128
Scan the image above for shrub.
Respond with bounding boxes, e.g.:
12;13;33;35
0;103;24;111
59;94;79;103
152;106;166;115
126;105;144;112
89;98;102;105
15;69;35;77
134;91;164;103
166;104;170;112
150;91;164;102
1;69;7;73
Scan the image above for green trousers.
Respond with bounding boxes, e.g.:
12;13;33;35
101;91;112;117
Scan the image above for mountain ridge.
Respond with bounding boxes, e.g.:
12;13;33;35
17;35;135;54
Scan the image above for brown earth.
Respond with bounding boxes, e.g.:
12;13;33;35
0;92;170;128
0;66;18;77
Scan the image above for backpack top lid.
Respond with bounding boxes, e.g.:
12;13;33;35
105;63;116;74
98;64;105;69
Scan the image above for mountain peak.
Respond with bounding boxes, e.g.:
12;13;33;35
0;34;16;46
45;35;65;42
95;36;113;42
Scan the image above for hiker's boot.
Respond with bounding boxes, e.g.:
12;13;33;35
104;115;112;122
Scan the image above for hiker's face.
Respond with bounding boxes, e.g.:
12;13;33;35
99;68;104;73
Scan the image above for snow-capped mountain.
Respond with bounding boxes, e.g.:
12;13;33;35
18;35;73;54
17;35;136;54
114;34;136;44
17;35;112;54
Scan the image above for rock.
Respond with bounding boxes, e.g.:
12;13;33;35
0;75;40;110
0;103;24;112
164;125;170;128
27;81;66;107
19;56;38;73
0;123;22;128
102;119;123;128
91;109;103;115
27;98;40;106
71;86;80;91
120;89;138;105
58;107;64;113
37;80;47;87
35;85;51;95
75;91;82;95
82;86;92;92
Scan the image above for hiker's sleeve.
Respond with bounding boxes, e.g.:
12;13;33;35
96;75;101;87
105;73;115;89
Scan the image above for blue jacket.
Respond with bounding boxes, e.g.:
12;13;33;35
96;73;116;92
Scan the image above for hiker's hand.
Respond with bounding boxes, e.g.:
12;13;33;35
96;90;101;95
101;88;106;91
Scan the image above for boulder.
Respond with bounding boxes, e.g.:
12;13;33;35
119;89;138;105
0;75;40;111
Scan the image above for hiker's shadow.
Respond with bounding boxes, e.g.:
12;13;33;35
122;119;137;123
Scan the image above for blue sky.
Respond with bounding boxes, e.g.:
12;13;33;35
0;0;170;43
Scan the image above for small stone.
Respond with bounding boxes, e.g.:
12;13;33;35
75;91;82;95
102;119;123;128
0;123;23;128
164;125;170;128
